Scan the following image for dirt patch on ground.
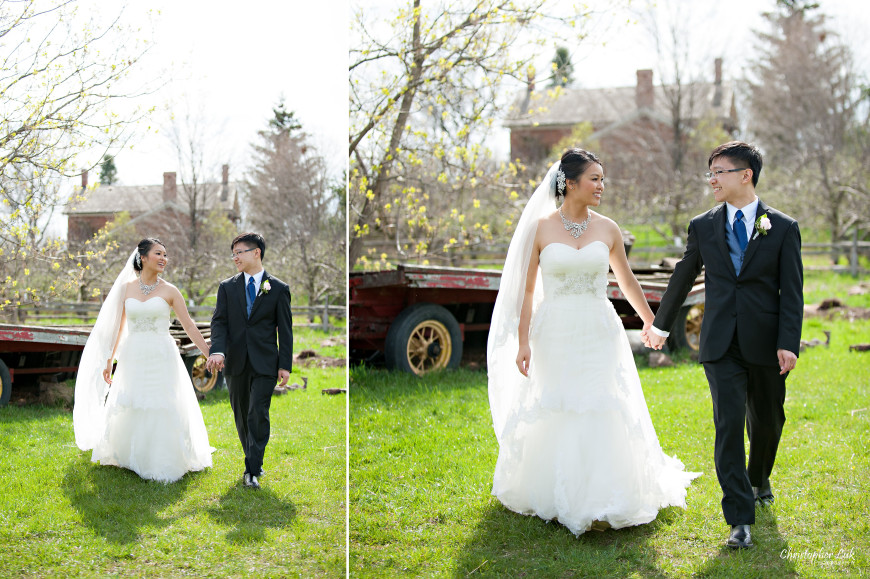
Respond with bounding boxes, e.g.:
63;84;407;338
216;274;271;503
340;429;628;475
293;349;347;368
804;299;870;322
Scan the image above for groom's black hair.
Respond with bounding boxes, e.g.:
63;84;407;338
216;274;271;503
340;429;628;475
232;232;266;260
709;141;763;187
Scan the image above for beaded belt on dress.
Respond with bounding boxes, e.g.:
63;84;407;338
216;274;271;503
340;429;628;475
549;271;605;298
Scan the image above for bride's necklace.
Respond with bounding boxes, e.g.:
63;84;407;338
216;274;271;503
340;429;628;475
559;207;591;239
138;277;160;296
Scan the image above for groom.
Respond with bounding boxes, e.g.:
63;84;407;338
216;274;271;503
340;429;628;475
643;142;803;549
208;232;293;490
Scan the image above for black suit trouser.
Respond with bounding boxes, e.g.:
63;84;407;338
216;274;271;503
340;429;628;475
226;357;275;476
703;332;787;526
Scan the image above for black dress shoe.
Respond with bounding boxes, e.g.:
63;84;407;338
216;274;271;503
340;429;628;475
726;525;753;549
243;472;261;490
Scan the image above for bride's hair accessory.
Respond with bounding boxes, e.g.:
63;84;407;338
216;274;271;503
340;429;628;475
555;168;566;196
134;253;142;269
559;206;591;239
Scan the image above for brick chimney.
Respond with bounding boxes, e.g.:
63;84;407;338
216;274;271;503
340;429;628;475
163;172;177;202
81;170;88;190
636;69;654;110
713;58;723;107
221;164;229;202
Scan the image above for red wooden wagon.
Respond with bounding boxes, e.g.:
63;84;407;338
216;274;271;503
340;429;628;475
350;264;705;375
0;322;218;406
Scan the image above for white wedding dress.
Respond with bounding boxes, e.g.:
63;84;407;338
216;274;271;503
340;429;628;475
89;297;214;482
492;241;700;535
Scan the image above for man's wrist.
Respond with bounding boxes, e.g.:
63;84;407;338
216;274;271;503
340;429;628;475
650;326;670;338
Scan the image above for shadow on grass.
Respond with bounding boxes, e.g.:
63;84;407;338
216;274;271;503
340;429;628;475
695;509;796;577
350;367;487;401
452;501;678;578
62;454;196;544
206;481;297;544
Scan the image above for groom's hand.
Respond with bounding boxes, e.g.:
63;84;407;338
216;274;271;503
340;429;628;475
278;369;290;387
642;322;667;350
777;349;797;375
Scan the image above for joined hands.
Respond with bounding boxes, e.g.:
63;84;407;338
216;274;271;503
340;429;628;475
206;354;225;373
640;321;666;351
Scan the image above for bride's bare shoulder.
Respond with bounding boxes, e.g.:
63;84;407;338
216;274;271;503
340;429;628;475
536;211;560;227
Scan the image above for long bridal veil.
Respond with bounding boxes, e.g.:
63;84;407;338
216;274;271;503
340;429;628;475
73;250;137;450
487;161;560;443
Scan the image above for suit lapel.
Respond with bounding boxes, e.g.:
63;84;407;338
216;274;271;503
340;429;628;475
740;200;768;274
712;204;735;277
234;273;248;315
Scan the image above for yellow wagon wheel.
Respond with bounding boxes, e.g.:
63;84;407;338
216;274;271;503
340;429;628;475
190;354;218;393
405;319;453;375
385;303;463;375
667;303;705;352
684;304;704;352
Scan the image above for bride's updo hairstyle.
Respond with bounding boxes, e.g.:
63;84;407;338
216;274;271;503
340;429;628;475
556;148;604;200
133;237;165;272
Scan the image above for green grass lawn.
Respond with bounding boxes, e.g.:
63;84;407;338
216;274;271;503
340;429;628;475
349;273;870;577
0;337;347;577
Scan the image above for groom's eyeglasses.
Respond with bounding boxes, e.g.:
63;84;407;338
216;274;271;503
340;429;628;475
705;168;747;180
231;248;257;259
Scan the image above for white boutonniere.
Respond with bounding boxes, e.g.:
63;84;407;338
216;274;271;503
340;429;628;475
260;279;271;294
756;214;772;234
753;213;772;240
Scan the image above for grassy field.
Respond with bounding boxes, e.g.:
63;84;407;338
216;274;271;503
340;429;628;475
349;272;870;577
0;326;347;578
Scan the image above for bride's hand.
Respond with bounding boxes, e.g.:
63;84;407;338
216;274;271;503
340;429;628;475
102;360;113;385
516;345;531;377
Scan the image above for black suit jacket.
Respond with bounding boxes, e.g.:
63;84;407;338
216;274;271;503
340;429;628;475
210;271;293;377
654;200;803;366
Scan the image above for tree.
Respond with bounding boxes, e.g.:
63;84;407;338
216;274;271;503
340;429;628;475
349;0;596;268
586;0;733;238
161;103;238;305
99;155;118;185
245;102;345;307
549;46;574;88
748;0;868;260
0;0;151;316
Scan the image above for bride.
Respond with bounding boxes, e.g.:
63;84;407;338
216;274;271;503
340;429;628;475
74;238;215;483
487;149;700;535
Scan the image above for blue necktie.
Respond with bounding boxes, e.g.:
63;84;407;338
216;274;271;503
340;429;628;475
246;277;256;317
734;209;748;252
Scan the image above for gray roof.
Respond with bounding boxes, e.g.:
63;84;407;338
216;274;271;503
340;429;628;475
504;81;736;130
66;182;240;216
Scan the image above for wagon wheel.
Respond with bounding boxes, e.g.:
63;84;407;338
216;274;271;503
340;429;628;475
385;303;462;375
0;359;11;406
667;304;704;352
190;354;218;393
